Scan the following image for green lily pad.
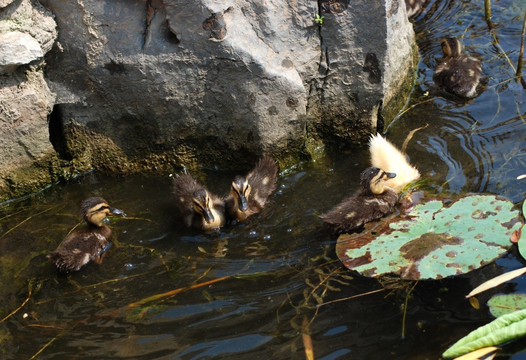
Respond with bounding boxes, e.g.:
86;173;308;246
488;294;526;318
442;308;526;358
336;194;522;280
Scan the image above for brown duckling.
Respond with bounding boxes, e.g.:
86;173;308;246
47;197;125;273
369;134;420;193
433;36;482;98
320;167;398;233
225;155;278;222
405;0;428;18
173;174;225;230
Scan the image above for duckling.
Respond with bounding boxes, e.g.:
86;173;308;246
433;36;482;98
173;174;225;230
47;197;125;273
405;0;428;18
369;134;420;192
225;155;278;222
320;167;398;234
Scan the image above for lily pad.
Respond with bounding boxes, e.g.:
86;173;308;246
488;294;526;318
336;194;522;280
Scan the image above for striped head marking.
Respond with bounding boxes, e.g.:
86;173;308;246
361;167;396;195
231;175;251;212
192;189;215;224
81;197;112;227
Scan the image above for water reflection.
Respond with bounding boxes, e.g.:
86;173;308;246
1;0;526;359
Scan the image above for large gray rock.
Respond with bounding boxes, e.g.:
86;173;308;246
0;0;415;201
40;0;414;169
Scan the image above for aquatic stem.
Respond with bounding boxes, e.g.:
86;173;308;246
401;281;419;339
302;316;315;360
484;0;494;29
517;10;526;88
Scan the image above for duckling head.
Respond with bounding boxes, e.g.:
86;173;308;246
440;37;462;58
81;197;125;227
361;167;396;195
192;188;216;224
231;175;251;212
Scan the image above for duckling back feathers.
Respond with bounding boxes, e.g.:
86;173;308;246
369;134;420;192
433;37;482;98
320;167;398;233
48;197;120;272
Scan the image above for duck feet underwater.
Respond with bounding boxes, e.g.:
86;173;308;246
320;167;399;234
225;155;278;223
47;197;126;273
173;173;226;231
433;36;482;98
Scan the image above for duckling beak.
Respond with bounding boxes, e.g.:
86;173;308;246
238;194;249;212
385;172;397;179
109;207;126;217
203;208;215;224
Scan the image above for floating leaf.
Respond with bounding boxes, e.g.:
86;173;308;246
466;267;526;298
336;194;522;280
487;294;526;318
442;308;526;358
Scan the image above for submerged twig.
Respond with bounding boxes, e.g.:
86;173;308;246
316;288;385;307
126;275;231;309
0;280;39;323
402;124;429;153
0;205;60;240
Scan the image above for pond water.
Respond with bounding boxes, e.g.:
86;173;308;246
1;0;526;359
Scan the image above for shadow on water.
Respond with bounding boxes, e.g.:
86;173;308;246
1;0;526;359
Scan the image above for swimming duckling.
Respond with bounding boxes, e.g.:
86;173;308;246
320;167;398;234
225;155;278;222
405;0;428;18
433;36;482;98
173;174;225;230
47;197;125;273
369;134;420;192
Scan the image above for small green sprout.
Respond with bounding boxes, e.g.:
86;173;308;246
314;13;325;26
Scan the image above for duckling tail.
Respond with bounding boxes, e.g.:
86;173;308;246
369;134;420;192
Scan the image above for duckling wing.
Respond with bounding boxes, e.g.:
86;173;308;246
48;226;112;272
433;56;481;98
246;155;278;207
320;192;397;233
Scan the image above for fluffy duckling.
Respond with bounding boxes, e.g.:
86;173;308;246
405;0;428;18
433;36;482;98
320;167;398;233
47;197;125;273
173;174;225;230
369;134;420;192
225;155;278;222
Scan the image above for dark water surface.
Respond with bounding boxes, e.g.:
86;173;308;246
1;1;526;359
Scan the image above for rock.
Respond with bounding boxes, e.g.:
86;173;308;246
0;0;59;202
0;0;416;201
0;31;43;74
